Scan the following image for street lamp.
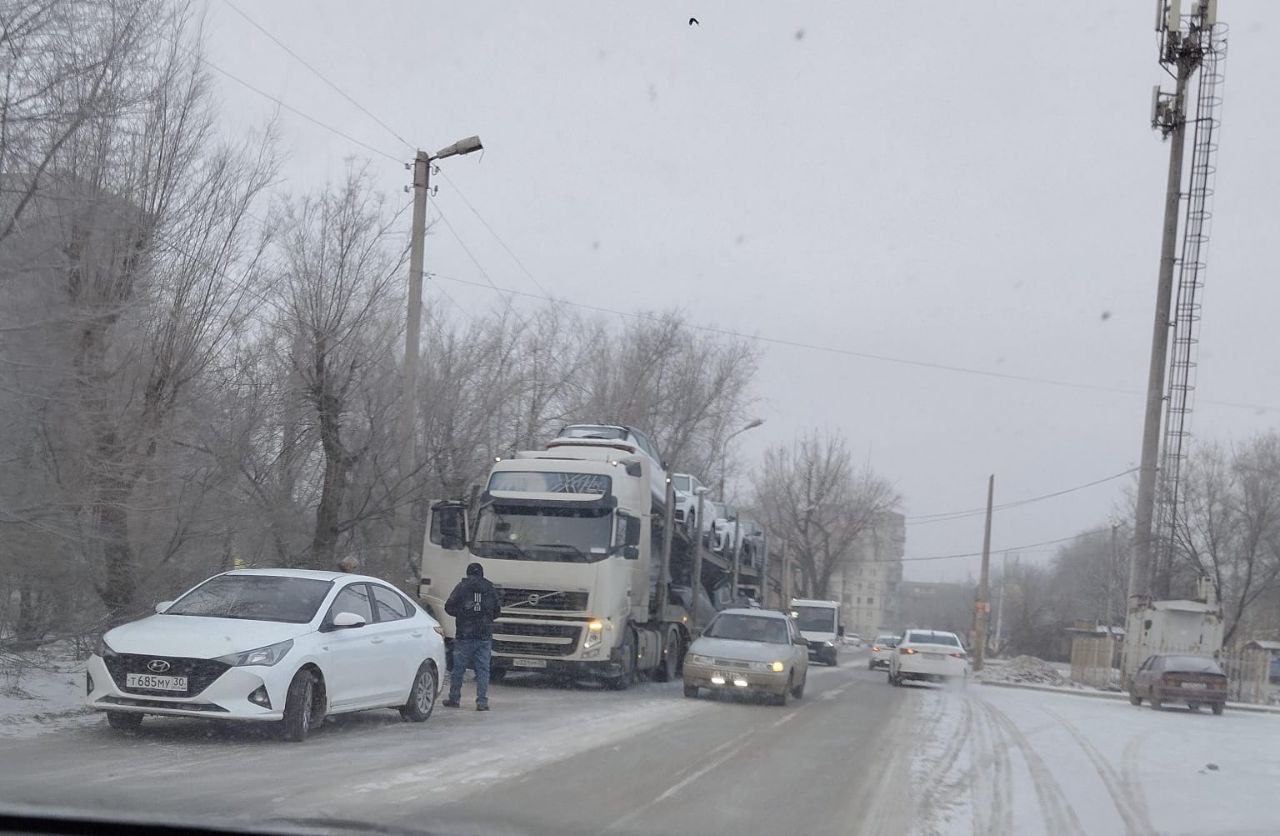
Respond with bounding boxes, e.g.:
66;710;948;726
397;135;483;570
718;418;764;498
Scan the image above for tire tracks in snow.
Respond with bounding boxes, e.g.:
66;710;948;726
978;698;1085;836
968;693;1013;836
1042;707;1155;836
914;689;973;830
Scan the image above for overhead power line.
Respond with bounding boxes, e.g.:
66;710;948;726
872;526;1114;564
905;467;1138;525
221;0;416;153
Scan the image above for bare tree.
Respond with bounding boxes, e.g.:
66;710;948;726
1174;436;1280;643
270;164;404;569
751;430;899;599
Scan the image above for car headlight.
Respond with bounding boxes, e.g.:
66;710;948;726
823;641;834;647
95;634;118;658
217;639;293;667
689;654;713;667
584;619;605;649
769;661;785;673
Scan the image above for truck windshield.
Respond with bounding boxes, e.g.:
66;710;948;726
792;605;837;633
473;504;613;563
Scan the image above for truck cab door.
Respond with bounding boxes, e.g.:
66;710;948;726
421;501;469;623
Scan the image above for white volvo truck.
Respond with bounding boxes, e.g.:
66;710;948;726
418;446;692;689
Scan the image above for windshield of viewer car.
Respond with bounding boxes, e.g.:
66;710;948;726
166;576;333;623
792;606;837;633
705;614;789;644
473;504;613;562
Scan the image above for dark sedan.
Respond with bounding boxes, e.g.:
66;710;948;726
1129;654;1228;715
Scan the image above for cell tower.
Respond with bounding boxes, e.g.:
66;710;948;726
1130;1;1227;602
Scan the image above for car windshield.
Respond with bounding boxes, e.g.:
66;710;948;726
907;632;960;647
672;475;692;492
472;504;613;562
1162;656;1224;674
165;576;332;624
704;614;789;644
792;606;837;633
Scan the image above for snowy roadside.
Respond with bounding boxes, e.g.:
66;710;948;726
0;644;94;738
910;680;1280;835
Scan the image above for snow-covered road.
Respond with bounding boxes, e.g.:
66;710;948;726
910;680;1280;835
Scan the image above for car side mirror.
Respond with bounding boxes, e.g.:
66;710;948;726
332;612;367;629
622;546;640;560
795;637;809;646
624;516;642;547
155;601;173;614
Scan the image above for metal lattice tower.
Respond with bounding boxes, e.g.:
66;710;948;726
1151;9;1227;597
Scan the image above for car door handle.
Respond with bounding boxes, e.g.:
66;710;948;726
411;632;424;638
371;637;385;644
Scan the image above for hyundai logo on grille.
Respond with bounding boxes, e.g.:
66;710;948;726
147;659;171;673
527;594;542;606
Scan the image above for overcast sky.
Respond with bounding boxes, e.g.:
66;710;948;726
202;1;1280;582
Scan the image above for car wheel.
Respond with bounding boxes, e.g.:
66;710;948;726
1211;702;1225;716
282;669;321;742
683;682;700;699
1129;692;1142;706
605;626;637;691
1150;689;1163;711
400;663;438;722
888;670;899;687
827;650;839;666
1188;702;1201;712
106;711;142;731
867;659;875;670
653;628;680;683
792;672;806;700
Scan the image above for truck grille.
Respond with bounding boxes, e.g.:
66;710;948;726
499;587;589;613
492;621;582;657
103;654;230;698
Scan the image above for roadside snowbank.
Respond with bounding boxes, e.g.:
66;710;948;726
0;644;93;738
976;655;1082;688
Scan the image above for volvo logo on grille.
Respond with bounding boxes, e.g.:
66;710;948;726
146;659;171;673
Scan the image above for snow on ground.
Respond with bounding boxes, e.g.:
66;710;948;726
911;680;1280;835
0;644;94;738
976;656;1083;689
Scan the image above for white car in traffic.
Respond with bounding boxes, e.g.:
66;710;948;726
887;629;969;686
86;569;446;741
867;634;900;669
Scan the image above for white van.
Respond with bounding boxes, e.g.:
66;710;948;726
789;599;843;666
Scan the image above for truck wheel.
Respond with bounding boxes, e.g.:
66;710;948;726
683;682;699;699
106;711;142;730
606;627;637;691
827;650;839;667
654;628;680;683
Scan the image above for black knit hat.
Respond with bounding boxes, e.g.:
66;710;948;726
466;562;484;578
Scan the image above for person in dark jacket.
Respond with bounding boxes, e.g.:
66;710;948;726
443;562;501;710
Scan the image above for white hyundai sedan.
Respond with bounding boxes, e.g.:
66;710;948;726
887;629;969;686
86;569;446;741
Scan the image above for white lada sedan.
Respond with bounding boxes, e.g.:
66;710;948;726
887;629;970;686
86;569;446;741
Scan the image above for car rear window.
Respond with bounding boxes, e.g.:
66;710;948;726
1162;655;1224;674
907;631;960;647
560;425;626;440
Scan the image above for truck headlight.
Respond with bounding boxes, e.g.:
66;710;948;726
583;620;604;650
217;639;293;667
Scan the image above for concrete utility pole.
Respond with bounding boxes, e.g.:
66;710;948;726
972;475;995;672
395;137;482;570
780;540;791;607
730;511;744;601
1130;62;1192;602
